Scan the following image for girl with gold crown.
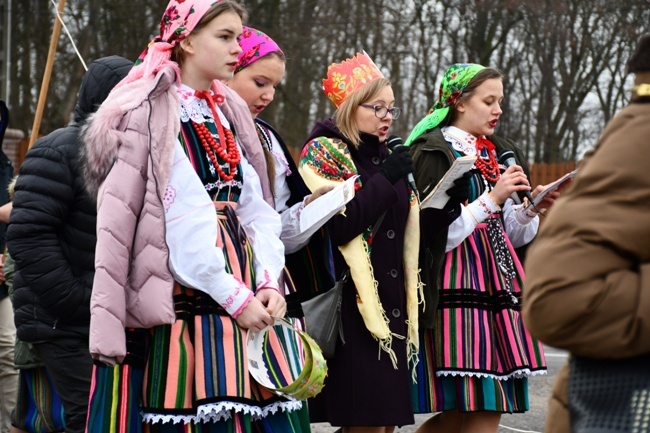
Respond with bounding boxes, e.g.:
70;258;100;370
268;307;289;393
80;1;308;432
298;52;422;432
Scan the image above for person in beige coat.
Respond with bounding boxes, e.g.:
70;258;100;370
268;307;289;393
523;33;650;433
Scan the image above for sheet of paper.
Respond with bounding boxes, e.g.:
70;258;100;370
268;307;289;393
299;175;358;234
420;155;477;210
525;169;578;210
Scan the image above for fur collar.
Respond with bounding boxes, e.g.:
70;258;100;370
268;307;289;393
80;67;180;200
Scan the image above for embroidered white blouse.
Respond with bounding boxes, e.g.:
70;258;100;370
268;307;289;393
259;125;316;254
442;126;539;252
164;84;284;317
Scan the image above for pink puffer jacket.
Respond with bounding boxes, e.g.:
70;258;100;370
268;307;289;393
81;66;270;363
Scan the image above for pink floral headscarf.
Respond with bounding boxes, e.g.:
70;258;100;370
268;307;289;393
235;26;283;73
117;0;220;88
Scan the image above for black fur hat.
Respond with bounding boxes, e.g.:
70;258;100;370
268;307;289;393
627;34;650;74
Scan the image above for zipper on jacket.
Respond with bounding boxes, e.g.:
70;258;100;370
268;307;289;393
146;88;173;276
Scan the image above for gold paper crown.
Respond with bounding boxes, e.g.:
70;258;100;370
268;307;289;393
322;51;385;108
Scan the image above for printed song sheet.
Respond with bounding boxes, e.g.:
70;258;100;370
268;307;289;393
420;155;477;209
525;169;578;210
299;175;358;234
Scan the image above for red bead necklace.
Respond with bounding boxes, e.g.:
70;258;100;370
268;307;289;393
192;120;241;182
190;89;241;182
475;137;500;182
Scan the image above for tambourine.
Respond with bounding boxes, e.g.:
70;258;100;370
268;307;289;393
247;317;327;400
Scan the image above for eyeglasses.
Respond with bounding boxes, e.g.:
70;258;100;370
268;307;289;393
359;104;402;119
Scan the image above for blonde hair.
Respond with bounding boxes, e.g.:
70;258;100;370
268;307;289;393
334;78;391;147
172;1;248;68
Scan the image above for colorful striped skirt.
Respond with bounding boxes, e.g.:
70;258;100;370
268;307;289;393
11;367;65;433
139;287;305;432
275;269;310;430
412;220;546;413
86;205;307;433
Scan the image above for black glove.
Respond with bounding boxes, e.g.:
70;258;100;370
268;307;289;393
445;170;473;207
379;146;414;185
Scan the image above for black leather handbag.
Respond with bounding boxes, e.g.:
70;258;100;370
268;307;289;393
300;213;385;359
300;270;348;358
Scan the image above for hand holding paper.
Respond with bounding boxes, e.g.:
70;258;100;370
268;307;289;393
299;175;358;234
304;185;335;206
445;171;473;207
526;169;577;211
420;155;477;209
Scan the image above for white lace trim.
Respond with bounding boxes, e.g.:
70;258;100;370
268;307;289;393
436;367;548;381
141;399;303;425
177;84;231;128
143;413;202;425
441;126;479;156
256;399;303;419
204;179;243;192
197;401;259;423
179;97;215;124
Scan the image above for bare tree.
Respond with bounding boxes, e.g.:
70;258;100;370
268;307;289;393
503;0;650;162
5;0;649;165
8;0;158;136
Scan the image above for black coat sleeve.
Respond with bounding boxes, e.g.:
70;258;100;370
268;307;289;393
327;173;398;246
7;129;88;318
410;131;460;328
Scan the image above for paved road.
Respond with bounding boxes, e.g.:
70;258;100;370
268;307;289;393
310;346;568;433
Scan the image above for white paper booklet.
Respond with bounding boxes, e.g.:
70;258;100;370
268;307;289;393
299;175;359;234
420;155;477;210
525;169;578;210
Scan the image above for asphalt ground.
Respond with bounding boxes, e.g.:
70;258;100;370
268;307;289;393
310;345;568;433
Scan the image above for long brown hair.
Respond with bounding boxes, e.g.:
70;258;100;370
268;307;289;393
334;77;391;147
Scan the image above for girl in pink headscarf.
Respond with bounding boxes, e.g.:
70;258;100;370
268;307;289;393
227;27;338;430
227;28;336;302
80;2;306;432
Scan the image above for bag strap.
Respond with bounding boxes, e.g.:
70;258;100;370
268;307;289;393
370;211;386;241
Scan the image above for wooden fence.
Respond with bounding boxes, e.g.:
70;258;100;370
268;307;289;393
529;161;577;190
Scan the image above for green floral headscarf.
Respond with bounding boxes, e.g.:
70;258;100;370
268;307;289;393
405;63;485;146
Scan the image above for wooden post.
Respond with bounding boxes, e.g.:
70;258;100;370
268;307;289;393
28;0;66;148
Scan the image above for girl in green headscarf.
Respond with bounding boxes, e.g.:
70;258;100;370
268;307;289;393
408;64;558;433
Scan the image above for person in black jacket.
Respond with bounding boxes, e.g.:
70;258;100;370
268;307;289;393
6;56;131;433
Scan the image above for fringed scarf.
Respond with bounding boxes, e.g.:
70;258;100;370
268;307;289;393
299;136;422;375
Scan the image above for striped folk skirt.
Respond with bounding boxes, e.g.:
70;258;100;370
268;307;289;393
11;367;65;433
86;205;307;433
412;220;547;413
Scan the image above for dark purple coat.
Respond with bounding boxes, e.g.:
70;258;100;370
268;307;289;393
305;119;414;427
